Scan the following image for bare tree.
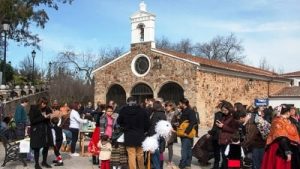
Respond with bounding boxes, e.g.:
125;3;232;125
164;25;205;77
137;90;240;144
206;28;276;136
57;51;95;84
156;33;245;63
174;38;194;54
156;37;194;54
194;33;245;63
56;47;125;85
18;55;42;83
156;36;173;50
49;66;93;104
259;57;271;71
95;47;125;67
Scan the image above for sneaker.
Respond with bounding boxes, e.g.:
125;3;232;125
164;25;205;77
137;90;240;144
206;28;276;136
35;164;42;169
41;161;52;168
71;153;80;157
52;160;58;163
54;162;64;166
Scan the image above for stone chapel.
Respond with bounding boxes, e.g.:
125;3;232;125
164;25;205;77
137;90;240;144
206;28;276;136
92;2;289;126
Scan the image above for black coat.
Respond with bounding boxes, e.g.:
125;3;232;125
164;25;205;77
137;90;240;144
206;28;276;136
29;105;53;149
148;111;166;136
208;111;223;141
118;105;150;147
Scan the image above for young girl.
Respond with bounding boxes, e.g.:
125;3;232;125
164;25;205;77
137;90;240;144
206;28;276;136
51;117;63;166
98;135;112;169
224;132;245;169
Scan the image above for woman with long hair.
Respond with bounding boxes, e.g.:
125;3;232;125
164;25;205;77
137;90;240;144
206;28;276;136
29;97;53;169
215;101;240;169
69;102;88;156
164;101;178;167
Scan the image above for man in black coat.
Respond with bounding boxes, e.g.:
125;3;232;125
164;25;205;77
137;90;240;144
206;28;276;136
118;96;150;169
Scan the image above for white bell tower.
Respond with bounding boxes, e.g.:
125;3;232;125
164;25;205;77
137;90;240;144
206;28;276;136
130;1;156;48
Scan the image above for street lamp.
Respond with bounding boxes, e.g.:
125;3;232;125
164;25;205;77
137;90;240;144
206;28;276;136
48;62;52;81
2;19;10;84
31;50;36;84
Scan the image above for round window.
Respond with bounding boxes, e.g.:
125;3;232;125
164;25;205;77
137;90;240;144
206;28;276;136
131;55;151;77
135;57;149;74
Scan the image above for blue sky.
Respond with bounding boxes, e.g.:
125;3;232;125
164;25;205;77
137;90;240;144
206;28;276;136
7;0;300;73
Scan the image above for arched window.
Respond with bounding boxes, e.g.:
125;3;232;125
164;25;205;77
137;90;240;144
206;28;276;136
137;24;145;42
131;83;153;104
158;82;184;104
106;84;126;106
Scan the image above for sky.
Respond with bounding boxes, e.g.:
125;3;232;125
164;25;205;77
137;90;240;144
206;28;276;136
7;0;300;73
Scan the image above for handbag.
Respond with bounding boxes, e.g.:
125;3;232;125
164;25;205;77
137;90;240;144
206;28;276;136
112;126;124;142
176;120;196;138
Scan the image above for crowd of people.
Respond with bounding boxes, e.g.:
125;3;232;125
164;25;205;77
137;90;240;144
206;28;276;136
202;100;300;169
0;96;299;169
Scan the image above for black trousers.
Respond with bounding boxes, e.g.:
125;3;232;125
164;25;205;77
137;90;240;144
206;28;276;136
53;126;63;157
33;147;49;165
69;128;79;153
212;139;221;169
220;145;228;169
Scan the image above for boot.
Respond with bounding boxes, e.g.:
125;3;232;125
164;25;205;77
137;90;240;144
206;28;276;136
35;164;42;169
95;157;99;165
92;156;96;165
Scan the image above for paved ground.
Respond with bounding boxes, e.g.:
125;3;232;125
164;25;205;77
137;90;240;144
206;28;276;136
0;129;213;169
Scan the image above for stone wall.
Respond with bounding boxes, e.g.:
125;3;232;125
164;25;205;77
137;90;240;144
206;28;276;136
94;42;198;106
0;85;49;120
195;71;288;127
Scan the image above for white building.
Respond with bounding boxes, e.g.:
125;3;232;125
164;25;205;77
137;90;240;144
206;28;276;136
282;71;300;86
269;86;300;108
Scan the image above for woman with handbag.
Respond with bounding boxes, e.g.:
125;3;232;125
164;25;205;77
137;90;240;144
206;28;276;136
178;98;197;169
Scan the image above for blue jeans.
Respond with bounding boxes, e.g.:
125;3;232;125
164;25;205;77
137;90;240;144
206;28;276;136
16;122;26;139
62;129;72;145
179;137;193;168
252;148;264;169
151;149;161;169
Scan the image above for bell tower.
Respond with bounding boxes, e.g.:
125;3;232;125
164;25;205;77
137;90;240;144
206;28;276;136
130;1;156;48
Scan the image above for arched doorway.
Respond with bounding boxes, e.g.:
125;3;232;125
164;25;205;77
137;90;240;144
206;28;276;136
106;84;126;106
131;83;153;104
158;82;184;104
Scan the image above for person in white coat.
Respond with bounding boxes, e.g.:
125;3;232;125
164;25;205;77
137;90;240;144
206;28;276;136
69;102;88;156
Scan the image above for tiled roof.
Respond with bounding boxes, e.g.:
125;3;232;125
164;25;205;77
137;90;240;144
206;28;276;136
157;49;279;78
282;71;300;77
271;86;300;97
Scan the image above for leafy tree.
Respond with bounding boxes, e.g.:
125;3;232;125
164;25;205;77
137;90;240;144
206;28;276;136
0;61;14;83
0;0;73;49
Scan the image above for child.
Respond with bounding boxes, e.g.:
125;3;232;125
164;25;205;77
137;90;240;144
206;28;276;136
98;135;112;169
110;125;127;169
51;117;64;166
225;132;245;169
